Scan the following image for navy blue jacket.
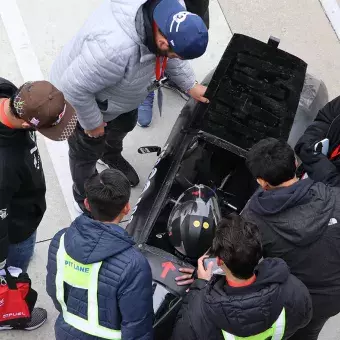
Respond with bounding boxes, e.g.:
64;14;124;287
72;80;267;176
172;258;312;340
46;215;153;340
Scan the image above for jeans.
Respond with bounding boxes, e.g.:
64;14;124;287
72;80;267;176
68;110;138;205
6;231;37;273
289;315;329;340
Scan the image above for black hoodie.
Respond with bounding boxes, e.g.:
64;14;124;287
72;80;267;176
172;258;312;340
0;78;46;264
242;178;340;317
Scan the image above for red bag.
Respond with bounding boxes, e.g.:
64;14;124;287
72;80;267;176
0;268;37;327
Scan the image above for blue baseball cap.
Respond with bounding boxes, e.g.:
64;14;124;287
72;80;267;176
153;0;208;60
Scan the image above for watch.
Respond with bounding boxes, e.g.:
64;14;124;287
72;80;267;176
186;80;198;94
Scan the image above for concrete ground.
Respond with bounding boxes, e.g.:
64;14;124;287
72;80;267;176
0;0;339;338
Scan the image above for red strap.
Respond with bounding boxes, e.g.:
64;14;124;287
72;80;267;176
155;56;168;81
153;21;168;81
0;99;14;129
330;145;340;160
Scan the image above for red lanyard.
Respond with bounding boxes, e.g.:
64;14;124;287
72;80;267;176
155;56;168;81
0;99;14;129
153;20;168;81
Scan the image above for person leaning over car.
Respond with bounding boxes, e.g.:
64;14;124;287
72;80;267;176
295;96;340;186
172;213;312;340
50;0;209;213
242;137;340;340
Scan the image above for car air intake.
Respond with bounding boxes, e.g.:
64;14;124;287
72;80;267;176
194;34;307;151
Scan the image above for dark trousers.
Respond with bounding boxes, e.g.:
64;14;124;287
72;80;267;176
289;315;329;340
68;110;137;205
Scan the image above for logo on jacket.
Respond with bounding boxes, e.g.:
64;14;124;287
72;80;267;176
29;131;37;143
170;11;195;33
0;298;4;307
30;146;41;170
0;209;8;220
328;218;338;226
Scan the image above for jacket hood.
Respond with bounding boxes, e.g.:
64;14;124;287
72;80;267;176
109;0;147;45
250;179;313;215
0;110;36;147
0;122;32;146
0;78;34;146
108;0;156;63
64;215;135;264
141;0;160;54
204;258;289;337
248;179;334;246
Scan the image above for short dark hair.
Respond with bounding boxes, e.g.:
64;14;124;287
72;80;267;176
84;169;131;222
9;85;24;119
246;138;296;186
211;214;262;279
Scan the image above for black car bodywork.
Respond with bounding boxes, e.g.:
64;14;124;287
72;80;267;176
126;34;328;338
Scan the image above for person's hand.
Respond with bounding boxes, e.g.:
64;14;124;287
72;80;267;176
197;255;214;281
175;267;195;286
85;122;107;138
188;84;209;104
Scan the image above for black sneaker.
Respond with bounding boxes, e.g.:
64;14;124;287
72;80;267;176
0;307;47;331
100;156;140;187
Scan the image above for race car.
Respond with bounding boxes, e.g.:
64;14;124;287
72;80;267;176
126;33;329;338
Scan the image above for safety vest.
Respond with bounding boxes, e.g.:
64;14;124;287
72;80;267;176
222;308;286;340
55;234;121;339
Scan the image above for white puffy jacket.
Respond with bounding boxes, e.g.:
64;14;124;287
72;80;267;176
50;0;196;130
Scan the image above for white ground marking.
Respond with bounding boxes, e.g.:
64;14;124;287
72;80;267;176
319;0;340;40
0;0;74;219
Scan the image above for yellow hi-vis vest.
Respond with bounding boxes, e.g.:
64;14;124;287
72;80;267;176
55;234;122;339
222;308;286;340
